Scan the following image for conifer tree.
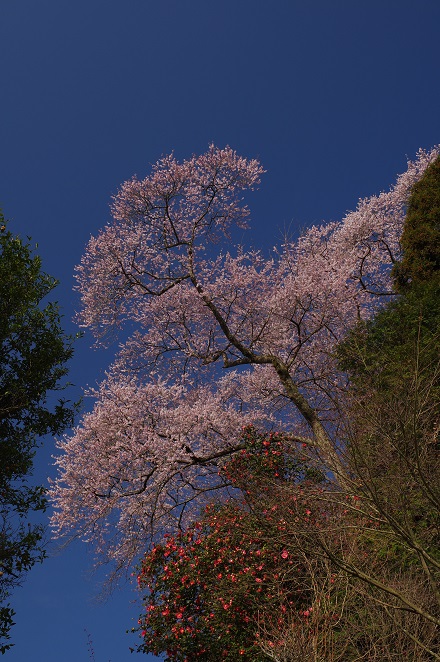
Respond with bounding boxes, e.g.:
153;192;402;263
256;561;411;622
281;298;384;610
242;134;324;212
0;214;75;653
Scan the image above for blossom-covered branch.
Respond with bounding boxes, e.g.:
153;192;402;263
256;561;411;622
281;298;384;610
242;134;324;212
50;144;439;566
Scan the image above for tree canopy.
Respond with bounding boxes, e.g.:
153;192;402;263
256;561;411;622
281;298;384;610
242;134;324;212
393;154;440;290
0;215;75;653
50;145;440;571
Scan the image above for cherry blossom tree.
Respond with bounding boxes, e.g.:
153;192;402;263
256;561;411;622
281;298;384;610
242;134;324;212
50;144;439;568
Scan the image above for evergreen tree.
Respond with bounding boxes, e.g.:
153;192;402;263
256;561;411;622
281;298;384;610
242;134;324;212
335;155;440;658
0;214;76;653
393;154;440;290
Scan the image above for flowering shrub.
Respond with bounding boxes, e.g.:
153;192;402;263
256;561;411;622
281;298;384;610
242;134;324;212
134;429;329;661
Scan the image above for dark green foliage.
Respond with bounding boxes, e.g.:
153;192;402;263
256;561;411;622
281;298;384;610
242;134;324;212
0;213;76;653
393;154;440;291
339;155;440;421
338;280;440;396
335;172;440;658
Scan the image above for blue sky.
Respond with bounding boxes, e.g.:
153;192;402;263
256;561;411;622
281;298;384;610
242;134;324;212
1;1;440;660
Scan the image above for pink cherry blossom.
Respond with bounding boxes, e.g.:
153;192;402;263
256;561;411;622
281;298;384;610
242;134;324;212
50;144;439;569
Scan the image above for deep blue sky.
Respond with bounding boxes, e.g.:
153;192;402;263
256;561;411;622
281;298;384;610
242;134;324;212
1;1;439;660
